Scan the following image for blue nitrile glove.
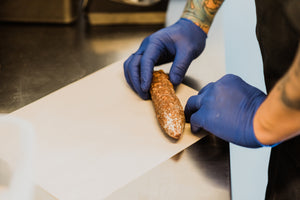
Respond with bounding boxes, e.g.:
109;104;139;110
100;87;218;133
123;18;207;100
184;74;268;148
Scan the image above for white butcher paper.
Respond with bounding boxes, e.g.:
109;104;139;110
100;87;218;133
7;60;206;200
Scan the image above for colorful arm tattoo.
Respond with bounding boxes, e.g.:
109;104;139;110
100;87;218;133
181;0;224;33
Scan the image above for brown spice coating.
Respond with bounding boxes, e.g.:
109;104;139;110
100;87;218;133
150;70;185;139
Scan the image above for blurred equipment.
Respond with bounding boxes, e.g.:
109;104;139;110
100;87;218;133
0;0;81;24
86;0;169;25
111;0;161;6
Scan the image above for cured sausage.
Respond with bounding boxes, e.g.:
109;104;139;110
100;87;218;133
150;70;185;139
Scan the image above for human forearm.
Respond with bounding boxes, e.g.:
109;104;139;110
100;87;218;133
254;44;300;145
181;0;224;34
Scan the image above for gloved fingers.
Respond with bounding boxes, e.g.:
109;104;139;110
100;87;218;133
169;51;193;86
125;54;150;100
124;54;135;90
184;82;213;122
197;82;214;95
135;36;150;55
190;109;206;133
184;94;204;123
140;42;164;92
125;54;142;95
218;74;241;83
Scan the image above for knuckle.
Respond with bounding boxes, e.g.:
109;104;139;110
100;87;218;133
221;74;240;82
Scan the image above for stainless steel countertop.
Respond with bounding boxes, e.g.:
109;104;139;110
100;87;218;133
0;6;230;200
0;17;163;113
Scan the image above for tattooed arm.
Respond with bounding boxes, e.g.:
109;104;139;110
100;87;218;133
254;44;300;145
182;0;224;34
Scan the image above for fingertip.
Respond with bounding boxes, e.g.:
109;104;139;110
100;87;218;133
184;95;201;115
141;68;152;93
190;117;202;133
140;64;153;93
191;124;201;133
123;55;135;88
169;73;182;86
190;113;203;133
169;60;190;86
140;91;151;100
141;80;151;93
126;54;148;99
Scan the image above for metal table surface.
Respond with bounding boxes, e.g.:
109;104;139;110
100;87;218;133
0;10;230;200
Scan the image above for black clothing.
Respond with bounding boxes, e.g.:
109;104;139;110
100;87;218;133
255;0;300;199
255;0;299;92
266;138;300;200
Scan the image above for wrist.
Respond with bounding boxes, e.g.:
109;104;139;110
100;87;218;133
181;16;210;34
181;0;224;34
179;18;207;37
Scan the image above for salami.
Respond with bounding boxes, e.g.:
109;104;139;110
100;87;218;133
150;70;185;139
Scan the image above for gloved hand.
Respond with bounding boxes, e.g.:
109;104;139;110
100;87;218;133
124;18;207;100
184;74;268;148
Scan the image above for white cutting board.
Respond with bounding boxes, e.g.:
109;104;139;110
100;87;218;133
6;60;205;200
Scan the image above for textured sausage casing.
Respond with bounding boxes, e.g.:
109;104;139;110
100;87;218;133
150;70;185;139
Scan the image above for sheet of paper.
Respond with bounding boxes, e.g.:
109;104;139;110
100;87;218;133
6;60;205;200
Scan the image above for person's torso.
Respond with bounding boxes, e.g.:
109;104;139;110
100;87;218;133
255;0;299;92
